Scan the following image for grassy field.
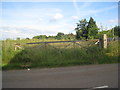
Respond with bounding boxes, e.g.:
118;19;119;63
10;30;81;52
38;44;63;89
1;39;119;70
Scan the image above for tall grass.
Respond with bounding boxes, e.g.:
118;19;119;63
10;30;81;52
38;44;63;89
2;39;119;70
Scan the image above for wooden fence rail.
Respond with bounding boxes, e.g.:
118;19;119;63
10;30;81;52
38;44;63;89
15;34;119;51
25;40;98;45
14;39;99;51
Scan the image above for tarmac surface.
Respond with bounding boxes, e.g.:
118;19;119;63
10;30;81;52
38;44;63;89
2;64;118;88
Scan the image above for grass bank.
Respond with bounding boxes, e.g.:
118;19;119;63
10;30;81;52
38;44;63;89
2;39;119;70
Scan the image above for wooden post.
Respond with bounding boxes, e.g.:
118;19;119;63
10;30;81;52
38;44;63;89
102;34;107;48
99;34;107;48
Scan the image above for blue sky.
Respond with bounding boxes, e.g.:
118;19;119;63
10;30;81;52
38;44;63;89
1;2;118;40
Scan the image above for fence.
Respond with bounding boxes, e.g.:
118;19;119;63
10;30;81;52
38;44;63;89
107;37;120;42
36;40;97;52
14;39;99;51
13;34;119;68
14;34;119;51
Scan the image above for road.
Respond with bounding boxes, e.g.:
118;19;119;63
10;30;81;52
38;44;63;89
2;64;118;88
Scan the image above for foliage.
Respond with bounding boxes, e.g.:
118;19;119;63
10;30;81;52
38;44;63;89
75;19;88;40
33;35;47;40
98;26;120;38
26;38;30;40
66;33;76;40
87;17;99;39
75;17;99;40
17;37;20;40
114;26;120;37
99;29;113;38
2;39;119;70
56;32;65;40
32;32;75;40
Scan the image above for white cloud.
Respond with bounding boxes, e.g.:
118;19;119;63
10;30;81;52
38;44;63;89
49;13;64;22
53;13;64;20
107;19;118;24
0;27;35;40
2;2;117;40
71;16;79;19
0;22;76;40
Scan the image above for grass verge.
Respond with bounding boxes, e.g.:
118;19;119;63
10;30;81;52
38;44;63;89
2;40;119;70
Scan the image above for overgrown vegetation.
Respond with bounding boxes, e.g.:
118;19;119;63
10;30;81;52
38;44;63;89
2;39;119;70
99;26;120;38
1;17;120;70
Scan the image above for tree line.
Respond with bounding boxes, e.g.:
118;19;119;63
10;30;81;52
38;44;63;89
99;26;120;38
16;17;120;40
32;33;75;40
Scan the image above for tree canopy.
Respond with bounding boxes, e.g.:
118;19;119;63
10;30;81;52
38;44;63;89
32;32;75;40
33;35;47;39
114;26;120;37
75;17;99;40
87;17;99;39
75;19;88;40
99;25;120;38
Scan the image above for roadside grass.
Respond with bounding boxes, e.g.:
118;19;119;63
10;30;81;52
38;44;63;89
2;39;119;70
2;39;63;65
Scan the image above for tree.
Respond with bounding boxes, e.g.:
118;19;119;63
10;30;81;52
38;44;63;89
64;33;75;40
75;19;88;40
98;26;120;38
87;17;99;39
26;37;30;40
113;26;120;37
17;37;20;40
56;32;65;40
67;33;75;40
76;30;82;40
47;36;56;39
33;35;47;39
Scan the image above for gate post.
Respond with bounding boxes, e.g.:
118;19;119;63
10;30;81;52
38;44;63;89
99;34;107;48
103;34;107;48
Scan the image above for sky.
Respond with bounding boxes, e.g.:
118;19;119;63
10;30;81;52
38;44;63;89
0;1;118;40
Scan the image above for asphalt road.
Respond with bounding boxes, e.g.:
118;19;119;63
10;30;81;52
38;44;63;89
2;64;118;88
